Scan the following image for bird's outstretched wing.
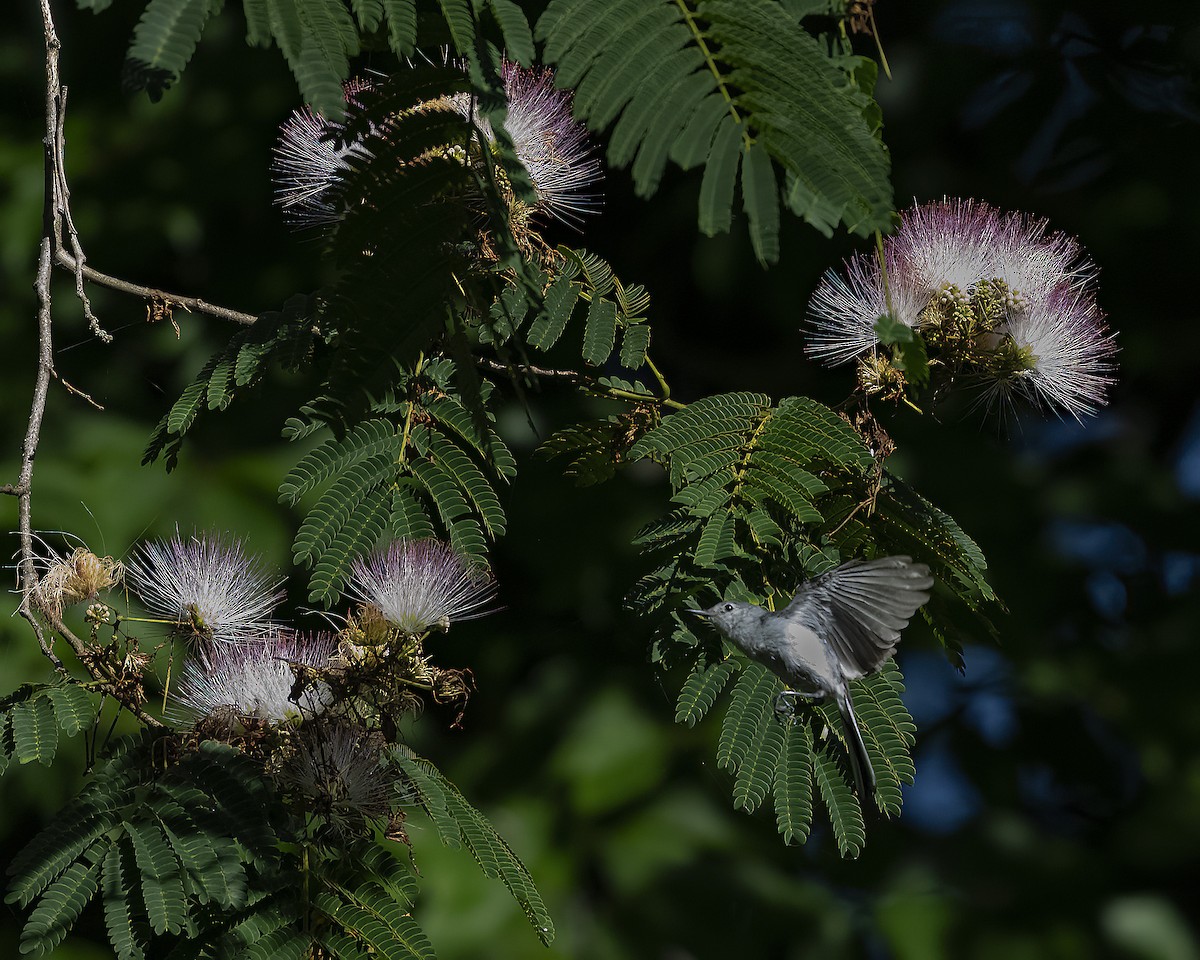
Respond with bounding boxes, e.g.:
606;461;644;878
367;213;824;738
783;556;933;678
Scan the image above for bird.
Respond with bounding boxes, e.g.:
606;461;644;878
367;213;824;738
689;555;933;800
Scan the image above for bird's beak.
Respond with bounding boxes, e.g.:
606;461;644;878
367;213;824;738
686;609;713;618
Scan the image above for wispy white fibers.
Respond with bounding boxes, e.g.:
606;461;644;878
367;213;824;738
888;197;1004;298
491;60;602;224
994;285;1116;419
172;629;337;723
126;532;284;643
346;539;497;634
806;250;927;365
991;208;1096;305
271;80;374;228
271;63;602;232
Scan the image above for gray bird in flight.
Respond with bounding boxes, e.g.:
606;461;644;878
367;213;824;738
690;555;933;799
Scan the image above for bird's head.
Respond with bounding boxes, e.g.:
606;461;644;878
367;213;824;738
687;599;760;642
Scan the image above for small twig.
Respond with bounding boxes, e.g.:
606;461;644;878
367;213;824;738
32;6;258;333
51;86;110;343
476;357;581;381
54;250;259;327
52;368;104;410
477;356;686;409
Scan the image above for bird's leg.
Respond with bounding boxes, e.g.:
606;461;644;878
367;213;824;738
774;688;822;719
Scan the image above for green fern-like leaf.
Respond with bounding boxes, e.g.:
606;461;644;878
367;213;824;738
698;114;742;236
261;0;360;116
316;879;434;960
674;654;738;726
626;392;977;854
380;0;418;55
245;927;314;960
538;0;893;254
19;858;103;957
527;271;581;350
486;0;534;64
293;454;396;568
124;0;213;102
161;814;246;909
853;663;916;817
9;735;281;955
694;510;741;568
413;427;507;537
144;297;316;469
126;822;187;935
102;838;152;960
581;297;618;367
0;716;11;777
716;663;779;772
395;752;554;946
741;139;780;266
244;0;271;45
280;419;401;505
11;695;58;767
812;744;866;858
732;701;786;813
319;928;374;960
773;720;814;845
388;484;436;542
43;684;97;739
396;754;461;848
618;322;651;369
6;742;136;908
437;0;474;53
305;483;392;603
350;0;383;32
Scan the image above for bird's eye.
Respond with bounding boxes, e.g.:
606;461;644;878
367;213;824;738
722;603;734;612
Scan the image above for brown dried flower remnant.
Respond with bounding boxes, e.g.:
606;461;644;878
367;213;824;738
28;545;124;618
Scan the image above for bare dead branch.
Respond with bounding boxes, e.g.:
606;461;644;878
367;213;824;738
17;0;163;725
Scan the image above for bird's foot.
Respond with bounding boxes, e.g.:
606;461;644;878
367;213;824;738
773;689;821;719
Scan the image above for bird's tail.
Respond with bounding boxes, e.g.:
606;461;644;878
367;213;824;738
836;689;875;801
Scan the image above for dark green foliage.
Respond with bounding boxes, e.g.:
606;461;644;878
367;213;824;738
6;736;284;957
875;313;930;388
281;357;517;603
283;355;518;604
312;844;433;960
626;392;995;854
485;0;535;65
122;0;214;101
812;736;866;857
313;77;479;427
101;0;514;115
534;419;624;486
394;749;555;946
3;732;453;958
536;0;894;259
144;66;529;604
86;0;986;875
142;294;318;471
501;247;654;371
674;652;736;726
0;682;97;773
